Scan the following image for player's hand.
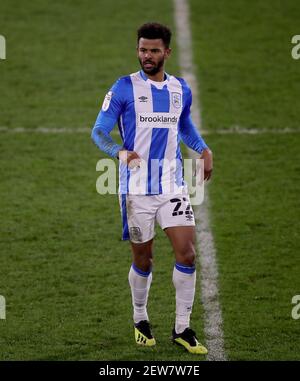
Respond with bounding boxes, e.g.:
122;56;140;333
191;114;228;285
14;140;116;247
118;150;141;169
200;148;213;181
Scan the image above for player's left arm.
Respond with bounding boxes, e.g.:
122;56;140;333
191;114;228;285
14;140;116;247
179;87;213;181
200;145;213;181
179;116;213;181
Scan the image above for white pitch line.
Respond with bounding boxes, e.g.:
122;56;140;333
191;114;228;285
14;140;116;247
0;126;91;134
174;0;226;361
202;127;300;135
1;126;299;135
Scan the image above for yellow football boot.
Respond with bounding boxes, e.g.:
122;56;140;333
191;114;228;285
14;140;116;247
134;320;156;347
172;327;208;355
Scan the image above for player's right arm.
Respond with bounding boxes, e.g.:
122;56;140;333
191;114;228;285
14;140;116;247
91;78;140;167
91;79;124;158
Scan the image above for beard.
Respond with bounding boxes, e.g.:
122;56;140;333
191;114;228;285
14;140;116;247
139;57;165;76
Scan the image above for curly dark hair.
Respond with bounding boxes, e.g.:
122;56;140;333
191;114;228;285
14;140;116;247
137;22;172;48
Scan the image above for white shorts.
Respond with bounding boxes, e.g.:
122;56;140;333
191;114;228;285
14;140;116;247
119;192;195;243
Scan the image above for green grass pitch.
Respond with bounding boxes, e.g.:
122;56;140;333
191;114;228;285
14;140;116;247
0;0;300;360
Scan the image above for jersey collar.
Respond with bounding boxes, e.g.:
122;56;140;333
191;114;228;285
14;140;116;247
139;70;170;83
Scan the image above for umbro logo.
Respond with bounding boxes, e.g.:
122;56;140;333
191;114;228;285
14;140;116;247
186;214;194;222
138;96;148;102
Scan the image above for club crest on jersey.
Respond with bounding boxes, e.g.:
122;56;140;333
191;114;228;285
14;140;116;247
102;91;113;111
171;92;181;109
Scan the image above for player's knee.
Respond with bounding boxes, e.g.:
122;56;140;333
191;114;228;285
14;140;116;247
144;257;153;272
183;251;196;267
133;256;153;273
176;245;196;267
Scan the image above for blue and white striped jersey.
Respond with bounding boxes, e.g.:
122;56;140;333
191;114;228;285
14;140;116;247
92;70;208;195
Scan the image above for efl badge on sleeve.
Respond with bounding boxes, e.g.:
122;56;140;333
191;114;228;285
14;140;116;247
171;92;181;109
102;91;113;111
